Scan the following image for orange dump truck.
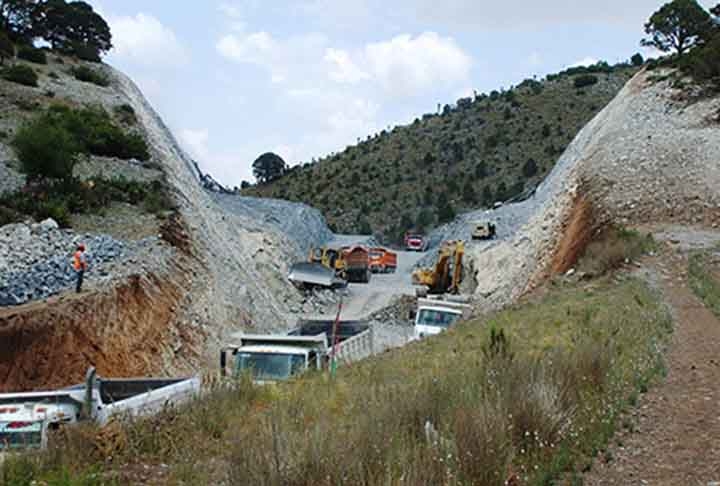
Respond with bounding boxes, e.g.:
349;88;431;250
369;248;398;274
343;246;371;283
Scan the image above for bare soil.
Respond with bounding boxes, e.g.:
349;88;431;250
584;236;720;486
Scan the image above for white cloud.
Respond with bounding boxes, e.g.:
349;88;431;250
108;13;189;68
528;52;543;67
218;3;242;19
363;32;471;95
324;48;370;83
179;128;210;161
567;57;599;68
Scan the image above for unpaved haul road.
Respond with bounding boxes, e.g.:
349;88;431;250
299;248;426;321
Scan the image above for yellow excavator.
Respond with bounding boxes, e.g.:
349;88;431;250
412;240;465;295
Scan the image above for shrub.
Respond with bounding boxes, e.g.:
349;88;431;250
678;35;720;89
579;226;655;276
44;105;150;161
114;103;137;124
2;64;38;86
71;65;110;86
17;45;47;64
574;74;599;88
12;119;80;180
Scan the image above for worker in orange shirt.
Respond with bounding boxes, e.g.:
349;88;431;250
73;244;88;293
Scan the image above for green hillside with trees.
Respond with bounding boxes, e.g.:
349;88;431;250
246;62;640;242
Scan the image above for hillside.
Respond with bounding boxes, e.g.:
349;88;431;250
0;52;335;391
246;63;638;241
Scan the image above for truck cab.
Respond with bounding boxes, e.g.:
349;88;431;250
413;298;471;339
404;233;427;252
221;321;374;384
471;221;497;240
232;344;322;383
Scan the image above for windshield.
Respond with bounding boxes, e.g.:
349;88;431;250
0;421;43;450
236;353;306;381
369;251;383;259
416;309;461;329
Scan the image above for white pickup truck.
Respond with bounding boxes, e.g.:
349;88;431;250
220;320;374;383
0;368;200;453
413;297;472;340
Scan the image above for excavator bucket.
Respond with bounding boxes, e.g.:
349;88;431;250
288;262;344;288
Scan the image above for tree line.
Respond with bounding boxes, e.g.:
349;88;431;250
0;0;111;61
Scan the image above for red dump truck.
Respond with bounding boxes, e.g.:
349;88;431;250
343;246;371;283
404;232;427;252
369;248;398;274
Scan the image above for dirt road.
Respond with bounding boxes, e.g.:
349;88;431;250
300;248;424;321
585;227;720;486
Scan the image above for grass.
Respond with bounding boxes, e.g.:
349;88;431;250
578;226;656;277
688;250;720;318
0;276;672;485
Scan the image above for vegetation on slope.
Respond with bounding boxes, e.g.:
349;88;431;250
247;62;638;242
689;249;720;318
0;270;672;485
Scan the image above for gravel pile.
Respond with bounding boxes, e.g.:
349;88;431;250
0;219;162;306
0;161;25;196
291;287;349;315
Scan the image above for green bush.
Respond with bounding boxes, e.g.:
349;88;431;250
12;119;80;180
44;105;150;161
679;35;720;89
17;46;47;64
2;64;38;87
0;177;174;227
114;103;137;124
574;74;599;88
71;65;109;86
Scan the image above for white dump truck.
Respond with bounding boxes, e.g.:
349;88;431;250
413;297;472;340
0;368;200;453
220;320;374;383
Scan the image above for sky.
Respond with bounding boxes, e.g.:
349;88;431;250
89;0;716;187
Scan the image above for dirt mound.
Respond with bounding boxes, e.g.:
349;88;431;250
458;70;720;310
549;193;596;275
0;263;201;392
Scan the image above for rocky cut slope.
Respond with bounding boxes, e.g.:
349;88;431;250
0;58;334;391
431;69;720;309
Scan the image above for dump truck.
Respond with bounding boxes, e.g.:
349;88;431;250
412;297;472;340
369;247;398;274
343;246;371;283
471;221;497;240
0;368;200;453
219;320;373;383
404;232;427;252
412;240;465;295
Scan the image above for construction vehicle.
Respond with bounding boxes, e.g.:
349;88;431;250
411;297;472;340
288;262;347;289
404;232;427;252
471;221;497;240
219;320;373;383
412;240;465;295
309;246;346;275
343;246;371;283
288;246;348;289
0;368;199;453
369;247;398;274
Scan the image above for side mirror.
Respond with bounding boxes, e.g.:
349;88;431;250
408;310;417;320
